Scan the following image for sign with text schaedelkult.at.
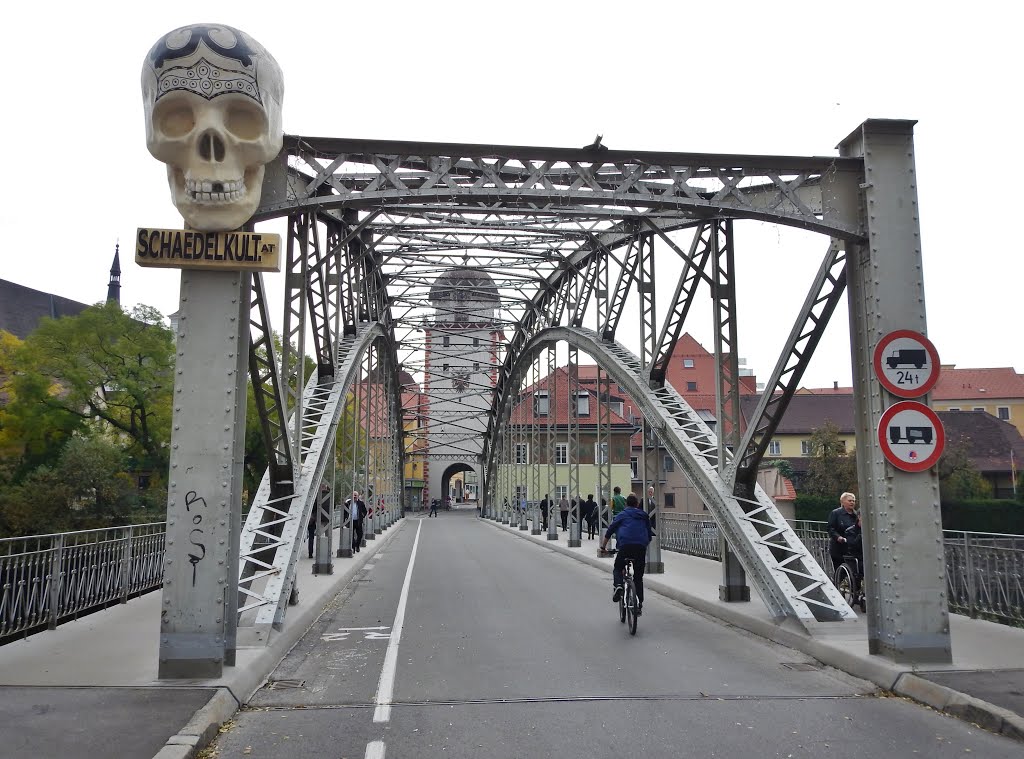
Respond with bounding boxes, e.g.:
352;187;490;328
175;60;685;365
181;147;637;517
135;228;282;272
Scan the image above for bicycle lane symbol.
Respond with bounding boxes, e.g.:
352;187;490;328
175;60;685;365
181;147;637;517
321;626;392;643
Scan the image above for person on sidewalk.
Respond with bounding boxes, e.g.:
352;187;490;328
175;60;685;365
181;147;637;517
600;494;655;615
584;493;598;539
611;486;626;516
559;494;570;531
827;491;859;574
645;485;658;531
540;494;549;530
348;490;367;552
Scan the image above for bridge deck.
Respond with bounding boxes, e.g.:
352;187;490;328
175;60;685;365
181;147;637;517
1;513;1021;757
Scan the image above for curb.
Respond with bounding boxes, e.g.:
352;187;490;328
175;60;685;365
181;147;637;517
150;519;408;759
485;517;1024;743
895;673;1024;742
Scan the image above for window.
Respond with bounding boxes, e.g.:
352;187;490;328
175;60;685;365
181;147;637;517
948;407;960;412
443;335;450;347
630;457;639;479
610;400;624;416
555;443;568;464
686;381;698;392
515;485;528;502
473;337;480;347
768;440;782;456
973;406;985;412
474;362;480;372
998;406;1011;421
801;440;812;455
595;442;609;464
555;485;568;500
683;358;694;368
442;363;450;372
514;443;529;464
576;392;590;416
535;391;549;415
663;455;675;472
664;493;676;509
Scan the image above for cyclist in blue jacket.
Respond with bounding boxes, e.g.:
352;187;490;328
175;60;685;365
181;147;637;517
600;493;655;615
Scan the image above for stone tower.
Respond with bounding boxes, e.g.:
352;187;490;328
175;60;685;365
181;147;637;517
423;269;501;504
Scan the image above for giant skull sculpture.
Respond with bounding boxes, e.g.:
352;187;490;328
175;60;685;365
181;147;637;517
142;24;284;232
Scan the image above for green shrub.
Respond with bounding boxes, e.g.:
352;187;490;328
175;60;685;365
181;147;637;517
794;494;838;522
941;499;1024;535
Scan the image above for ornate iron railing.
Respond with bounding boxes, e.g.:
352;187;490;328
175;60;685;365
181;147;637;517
0;523;165;642
661;515;1024;627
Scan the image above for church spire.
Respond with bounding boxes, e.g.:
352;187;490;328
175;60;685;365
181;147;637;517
107;242;121;305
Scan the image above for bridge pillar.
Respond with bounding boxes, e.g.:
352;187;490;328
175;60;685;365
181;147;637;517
159;271;250;679
838;119;951;664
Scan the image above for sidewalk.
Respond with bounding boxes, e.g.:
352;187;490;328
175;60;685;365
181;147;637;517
488;516;1024;743
0;513;1020;758
0;520;404;759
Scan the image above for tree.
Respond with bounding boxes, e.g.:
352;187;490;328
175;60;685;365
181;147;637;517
5;302;174;474
937;440;992;501
800;420;858;499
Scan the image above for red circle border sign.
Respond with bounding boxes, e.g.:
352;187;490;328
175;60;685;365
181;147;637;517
872;329;941;398
877;401;945;472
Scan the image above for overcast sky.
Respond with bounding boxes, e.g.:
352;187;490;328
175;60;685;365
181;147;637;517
2;1;1019;389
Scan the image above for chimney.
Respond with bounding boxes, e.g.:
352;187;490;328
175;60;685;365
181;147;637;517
834;381;839;390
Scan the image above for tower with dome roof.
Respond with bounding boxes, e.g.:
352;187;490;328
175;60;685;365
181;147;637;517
423;268;502;505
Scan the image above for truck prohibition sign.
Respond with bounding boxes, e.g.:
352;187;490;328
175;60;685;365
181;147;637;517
873;330;940;398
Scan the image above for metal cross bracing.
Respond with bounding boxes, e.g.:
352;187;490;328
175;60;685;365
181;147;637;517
229;123;946;658
485;326;855;626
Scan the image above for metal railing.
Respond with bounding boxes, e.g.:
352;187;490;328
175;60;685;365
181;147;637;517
661;514;1024;627
0;523;165;642
3;516;1022;641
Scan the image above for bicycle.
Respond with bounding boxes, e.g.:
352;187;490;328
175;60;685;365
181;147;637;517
608;549;639;635
834;553;866;613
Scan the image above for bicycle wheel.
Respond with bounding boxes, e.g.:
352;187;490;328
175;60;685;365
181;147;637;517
835;562;857;608
626;581;638;635
619;585;626;623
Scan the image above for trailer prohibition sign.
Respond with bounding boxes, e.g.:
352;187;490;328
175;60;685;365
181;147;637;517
878;401;945;472
873;329;940;398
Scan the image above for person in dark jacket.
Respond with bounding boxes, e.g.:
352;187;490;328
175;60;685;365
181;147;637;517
827;492;859;573
600;494;655;614
348;490;367;553
583;493;598;539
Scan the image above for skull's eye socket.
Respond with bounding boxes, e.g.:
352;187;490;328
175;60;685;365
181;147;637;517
155;102;196;139
226;102;268;140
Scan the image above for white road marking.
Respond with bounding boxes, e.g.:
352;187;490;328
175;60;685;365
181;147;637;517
337;626;390;631
373;519;423;722
365;740;386;759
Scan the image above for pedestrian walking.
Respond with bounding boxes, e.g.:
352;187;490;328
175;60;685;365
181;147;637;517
348;490;367;552
559;494;570;531
584;493;598;539
430;498;439;517
307;482;330;558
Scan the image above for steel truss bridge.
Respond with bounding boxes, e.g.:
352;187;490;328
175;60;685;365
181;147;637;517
168;120;948;672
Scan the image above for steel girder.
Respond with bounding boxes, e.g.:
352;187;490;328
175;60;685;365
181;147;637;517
237;322;398;642
485;326;856;628
258;137;862;240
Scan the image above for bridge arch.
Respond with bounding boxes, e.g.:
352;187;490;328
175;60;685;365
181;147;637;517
483;326;855;627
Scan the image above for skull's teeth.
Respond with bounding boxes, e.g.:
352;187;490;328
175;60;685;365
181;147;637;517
184;178;247;204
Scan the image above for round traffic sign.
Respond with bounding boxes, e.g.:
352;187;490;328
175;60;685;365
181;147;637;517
877;401;945;472
873;329;940;398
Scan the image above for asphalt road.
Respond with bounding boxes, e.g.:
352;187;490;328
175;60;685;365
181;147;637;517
206;511;1020;758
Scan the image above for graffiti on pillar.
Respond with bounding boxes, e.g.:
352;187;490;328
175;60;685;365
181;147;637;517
184;490;208;586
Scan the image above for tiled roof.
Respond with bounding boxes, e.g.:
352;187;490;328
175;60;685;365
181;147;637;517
0;279;91;339
740;393;855;435
938;410;1024;473
933;366;1024;401
510;366;634;428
